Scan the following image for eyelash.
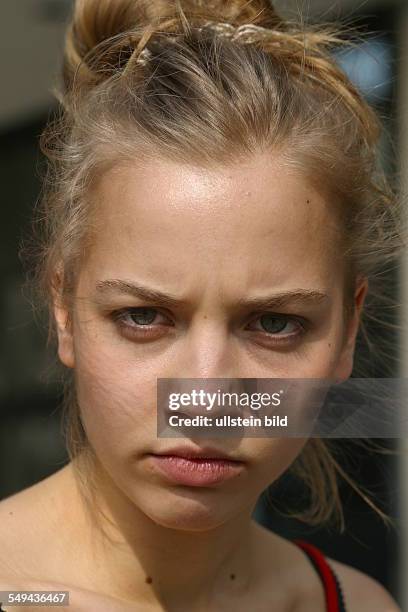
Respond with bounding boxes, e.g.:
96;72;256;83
109;307;308;346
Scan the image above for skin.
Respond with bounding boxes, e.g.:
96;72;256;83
0;151;400;611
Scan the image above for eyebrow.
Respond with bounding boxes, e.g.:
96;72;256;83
95;279;189;308
94;279;329;310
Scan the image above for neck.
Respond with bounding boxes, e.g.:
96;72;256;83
62;458;260;610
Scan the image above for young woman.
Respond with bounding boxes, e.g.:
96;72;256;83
0;0;404;610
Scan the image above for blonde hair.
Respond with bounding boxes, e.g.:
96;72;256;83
22;0;405;530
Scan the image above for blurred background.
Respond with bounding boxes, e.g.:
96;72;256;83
0;0;407;608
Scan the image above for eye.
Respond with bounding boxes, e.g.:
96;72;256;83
123;307;161;326
246;313;306;344
110;307;173;339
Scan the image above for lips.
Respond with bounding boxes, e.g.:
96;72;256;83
147;446;245;486
153;445;240;461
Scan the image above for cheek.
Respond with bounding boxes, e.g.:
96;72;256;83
73;337;158;461
245;438;307;491
298;329;346;378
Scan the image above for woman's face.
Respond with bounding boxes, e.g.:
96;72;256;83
54;152;367;530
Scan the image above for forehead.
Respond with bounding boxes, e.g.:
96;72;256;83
84;152;343;292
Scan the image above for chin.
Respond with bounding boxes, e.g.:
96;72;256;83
133;485;239;531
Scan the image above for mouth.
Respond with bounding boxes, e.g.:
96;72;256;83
147;445;245;487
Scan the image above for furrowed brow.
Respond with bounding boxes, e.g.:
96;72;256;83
95;280;329;311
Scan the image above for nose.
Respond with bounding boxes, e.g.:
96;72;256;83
160;317;251;425
170;317;237;380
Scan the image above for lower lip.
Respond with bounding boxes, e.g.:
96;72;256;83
148;454;244;486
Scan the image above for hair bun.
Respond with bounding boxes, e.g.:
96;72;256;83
63;0;283;94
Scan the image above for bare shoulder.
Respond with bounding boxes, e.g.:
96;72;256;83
251;522;400;612
329;558;400;612
0;491;139;612
0;484;41;578
0;466;70;577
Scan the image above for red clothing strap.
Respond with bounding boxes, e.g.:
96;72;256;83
295;540;341;612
